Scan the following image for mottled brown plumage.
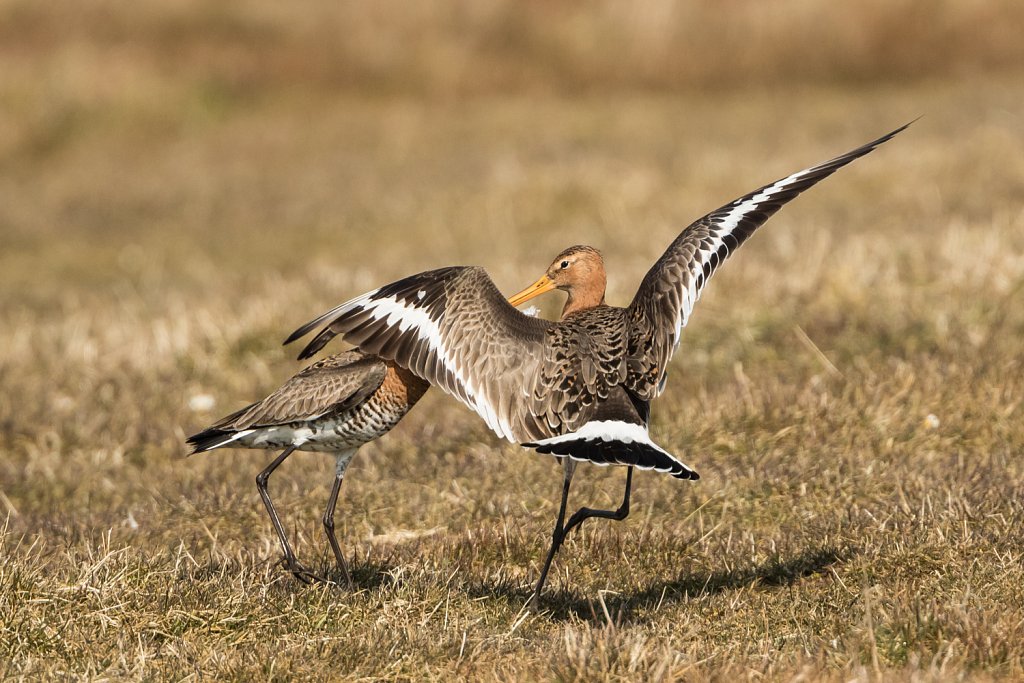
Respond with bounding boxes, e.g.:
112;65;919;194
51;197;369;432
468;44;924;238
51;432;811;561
195;352;427;452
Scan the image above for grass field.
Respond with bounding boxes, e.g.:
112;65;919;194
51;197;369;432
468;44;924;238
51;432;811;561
2;2;1024;680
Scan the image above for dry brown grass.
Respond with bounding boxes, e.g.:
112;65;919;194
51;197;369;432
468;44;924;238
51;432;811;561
2;2;1024;680
2;0;1024;101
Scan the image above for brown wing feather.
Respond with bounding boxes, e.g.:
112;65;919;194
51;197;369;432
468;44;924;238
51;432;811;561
627;122;911;400
287;267;558;442
216;351;387;430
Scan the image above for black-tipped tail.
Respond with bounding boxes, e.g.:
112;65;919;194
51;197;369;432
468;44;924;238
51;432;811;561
523;420;698;481
186;427;242;455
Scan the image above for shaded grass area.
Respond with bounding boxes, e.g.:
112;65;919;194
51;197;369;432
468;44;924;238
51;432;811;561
1;14;1024;678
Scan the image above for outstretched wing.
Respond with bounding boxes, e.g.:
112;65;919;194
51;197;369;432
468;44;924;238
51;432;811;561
627;122;911;399
286;266;556;442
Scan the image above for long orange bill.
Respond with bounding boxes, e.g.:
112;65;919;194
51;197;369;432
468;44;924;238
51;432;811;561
507;275;557;308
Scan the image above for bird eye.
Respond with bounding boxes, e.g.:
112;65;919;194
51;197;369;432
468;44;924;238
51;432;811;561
560;260;569;269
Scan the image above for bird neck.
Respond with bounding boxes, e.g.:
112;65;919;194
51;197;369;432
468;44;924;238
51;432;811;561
561;282;606;318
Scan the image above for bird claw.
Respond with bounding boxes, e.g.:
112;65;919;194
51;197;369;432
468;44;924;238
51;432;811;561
280;556;328;584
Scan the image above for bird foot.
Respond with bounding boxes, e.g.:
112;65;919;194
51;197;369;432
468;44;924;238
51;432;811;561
280;557;328;584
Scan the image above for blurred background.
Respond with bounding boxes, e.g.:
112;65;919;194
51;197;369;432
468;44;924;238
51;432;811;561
2;0;1022;296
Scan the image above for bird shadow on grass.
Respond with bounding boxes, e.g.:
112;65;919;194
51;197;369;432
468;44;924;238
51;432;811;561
299;551;410;592
472;544;854;624
347;556;403;590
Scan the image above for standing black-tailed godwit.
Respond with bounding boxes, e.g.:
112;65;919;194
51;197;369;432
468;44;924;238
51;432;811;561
284;124;909;603
188;351;428;585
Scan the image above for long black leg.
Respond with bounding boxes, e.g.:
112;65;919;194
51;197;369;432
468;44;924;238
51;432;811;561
322;470;354;588
529;458;575;607
529;465;634;607
562;466;633;538
255;446;320;583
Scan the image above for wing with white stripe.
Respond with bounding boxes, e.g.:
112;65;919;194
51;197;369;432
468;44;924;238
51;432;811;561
627;122;910;399
286;266;556;442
